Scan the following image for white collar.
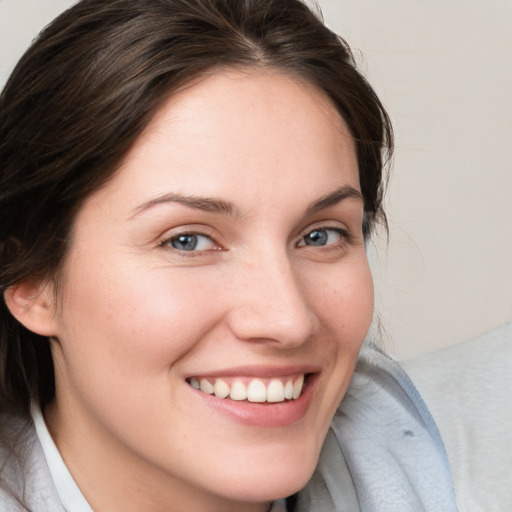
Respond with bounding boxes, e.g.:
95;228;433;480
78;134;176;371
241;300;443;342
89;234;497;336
31;403;94;512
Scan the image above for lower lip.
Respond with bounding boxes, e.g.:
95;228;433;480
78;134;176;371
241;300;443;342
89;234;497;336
189;374;318;428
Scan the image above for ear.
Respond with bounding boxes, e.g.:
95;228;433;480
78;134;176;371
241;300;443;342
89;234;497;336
4;280;59;337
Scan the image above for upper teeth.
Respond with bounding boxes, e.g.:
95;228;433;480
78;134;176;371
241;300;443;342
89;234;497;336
189;375;305;403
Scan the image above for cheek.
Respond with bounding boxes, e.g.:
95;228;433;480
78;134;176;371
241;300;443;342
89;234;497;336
307;257;374;404
309;257;374;344
55;254;222;383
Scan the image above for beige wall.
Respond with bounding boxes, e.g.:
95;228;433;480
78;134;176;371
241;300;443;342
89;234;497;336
2;1;511;359
317;0;512;358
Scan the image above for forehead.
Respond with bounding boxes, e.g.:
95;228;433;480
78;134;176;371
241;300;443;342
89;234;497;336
83;68;359;217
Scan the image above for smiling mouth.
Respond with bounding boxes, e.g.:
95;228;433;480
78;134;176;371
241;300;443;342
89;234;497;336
186;374;309;403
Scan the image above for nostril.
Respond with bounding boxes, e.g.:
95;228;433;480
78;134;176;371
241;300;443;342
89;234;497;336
226;303;316;348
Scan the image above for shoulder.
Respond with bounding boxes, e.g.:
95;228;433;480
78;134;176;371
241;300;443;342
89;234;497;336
402;322;512;512
0;411;64;512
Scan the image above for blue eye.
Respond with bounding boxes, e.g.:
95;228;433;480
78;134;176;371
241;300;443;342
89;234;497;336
167;233;216;251
299;228;345;247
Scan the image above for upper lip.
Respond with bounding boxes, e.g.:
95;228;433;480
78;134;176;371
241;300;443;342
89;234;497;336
185;364;320;379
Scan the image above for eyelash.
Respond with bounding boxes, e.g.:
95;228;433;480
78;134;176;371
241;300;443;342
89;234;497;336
297;226;353;249
158;225;353;256
159;229;222;255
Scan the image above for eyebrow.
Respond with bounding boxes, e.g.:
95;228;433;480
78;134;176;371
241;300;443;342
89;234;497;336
306;185;364;214
128;185;363;220
128;193;240;219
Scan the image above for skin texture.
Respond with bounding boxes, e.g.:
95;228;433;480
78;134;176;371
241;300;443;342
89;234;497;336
8;69;374;511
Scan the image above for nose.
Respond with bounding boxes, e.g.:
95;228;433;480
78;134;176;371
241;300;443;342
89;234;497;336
226;252;318;349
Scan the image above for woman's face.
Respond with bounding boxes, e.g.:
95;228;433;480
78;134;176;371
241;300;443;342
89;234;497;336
45;70;373;511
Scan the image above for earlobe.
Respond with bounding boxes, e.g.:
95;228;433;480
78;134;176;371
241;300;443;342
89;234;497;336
4;280;59;337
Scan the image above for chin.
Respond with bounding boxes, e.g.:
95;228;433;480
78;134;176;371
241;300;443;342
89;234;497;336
210;441;321;503
223;471;314;504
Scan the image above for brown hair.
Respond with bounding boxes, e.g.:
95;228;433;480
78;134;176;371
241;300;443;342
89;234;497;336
0;0;392;418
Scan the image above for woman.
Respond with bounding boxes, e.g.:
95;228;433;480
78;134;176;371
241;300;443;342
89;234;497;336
0;0;456;510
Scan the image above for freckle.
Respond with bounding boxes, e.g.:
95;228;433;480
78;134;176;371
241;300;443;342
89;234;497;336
403;430;414;437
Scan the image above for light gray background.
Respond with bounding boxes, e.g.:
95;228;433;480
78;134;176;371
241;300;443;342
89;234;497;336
1;0;511;359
